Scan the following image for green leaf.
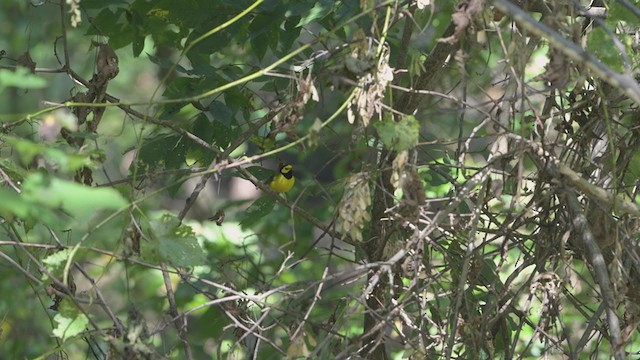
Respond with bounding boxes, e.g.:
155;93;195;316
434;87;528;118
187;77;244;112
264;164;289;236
86;8;120;35
223;87;250;115
249;134;276;151
130;8;146;57
280;16;302;52
0;188;30;220
374;115;420;151
211;120;240;149
138;134;188;170
163;76;208;99
44;150;95;173
42;249;73;267
106;20;134;50
192;114;214;143
609;1;640;26
249;13;276;60
0;186;58;228
43;249;74;276
297;1;334;27
239;195;276;229
21;173;127;222
208;100;233;126
241;166;273;181
0;68;47;93
142;214;206;267
4;137;95;173
52;312;89;341
587;28;624;72
4;136;43;166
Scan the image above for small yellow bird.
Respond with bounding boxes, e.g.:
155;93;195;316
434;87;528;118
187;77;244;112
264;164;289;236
268;163;295;193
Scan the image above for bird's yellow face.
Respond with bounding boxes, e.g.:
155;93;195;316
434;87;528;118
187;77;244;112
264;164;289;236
280;164;293;176
269;164;295;193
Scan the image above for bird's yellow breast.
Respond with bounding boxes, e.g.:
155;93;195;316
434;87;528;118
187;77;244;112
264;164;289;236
269;173;295;193
269;164;295;193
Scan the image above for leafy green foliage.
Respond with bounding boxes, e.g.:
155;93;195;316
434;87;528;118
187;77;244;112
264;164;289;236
0;171;126;227
4;137;95;173
374;114;419;151
52;311;89;341
138;134;189;170
239;195;276;228
609;1;640;27
21;173;127;223
0;67;47;93
0;188;31;221
141;214;206;267
242;165;274;181
587;28;624;71
42;249;75;276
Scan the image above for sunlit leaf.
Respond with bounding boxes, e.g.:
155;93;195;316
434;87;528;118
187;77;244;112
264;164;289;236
0;68;47;93
52;312;88;341
21;173;127;222
297;0;333;27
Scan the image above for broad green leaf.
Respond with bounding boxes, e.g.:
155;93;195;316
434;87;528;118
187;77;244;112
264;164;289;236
208;100;233;126
249;13;276;60
141;214;206;267
374;115;419;151
44;150;95;173
192;114;214;143
158;235;206;267
0;67;47;92
609;1;640;26
587;28;624;72
163;76;209;99
211;119;241;150
52;312;89;341
223;87;250;115
624;151;640;185
129;8;146;57
0;148;22;166
4;136;46;166
107;20;134;50
42;249;74;276
0;188;30;220
240;195;276;229
280;16;302;52
138;134;188;170
249;135;276;151
297;1;334;27
240;166;274;182
0;186;58;228
4;137;95;173
85;8;124;37
21;173;127;222
147;53;189;74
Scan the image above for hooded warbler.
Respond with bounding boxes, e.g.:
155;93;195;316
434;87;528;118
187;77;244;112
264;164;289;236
268;163;295;193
